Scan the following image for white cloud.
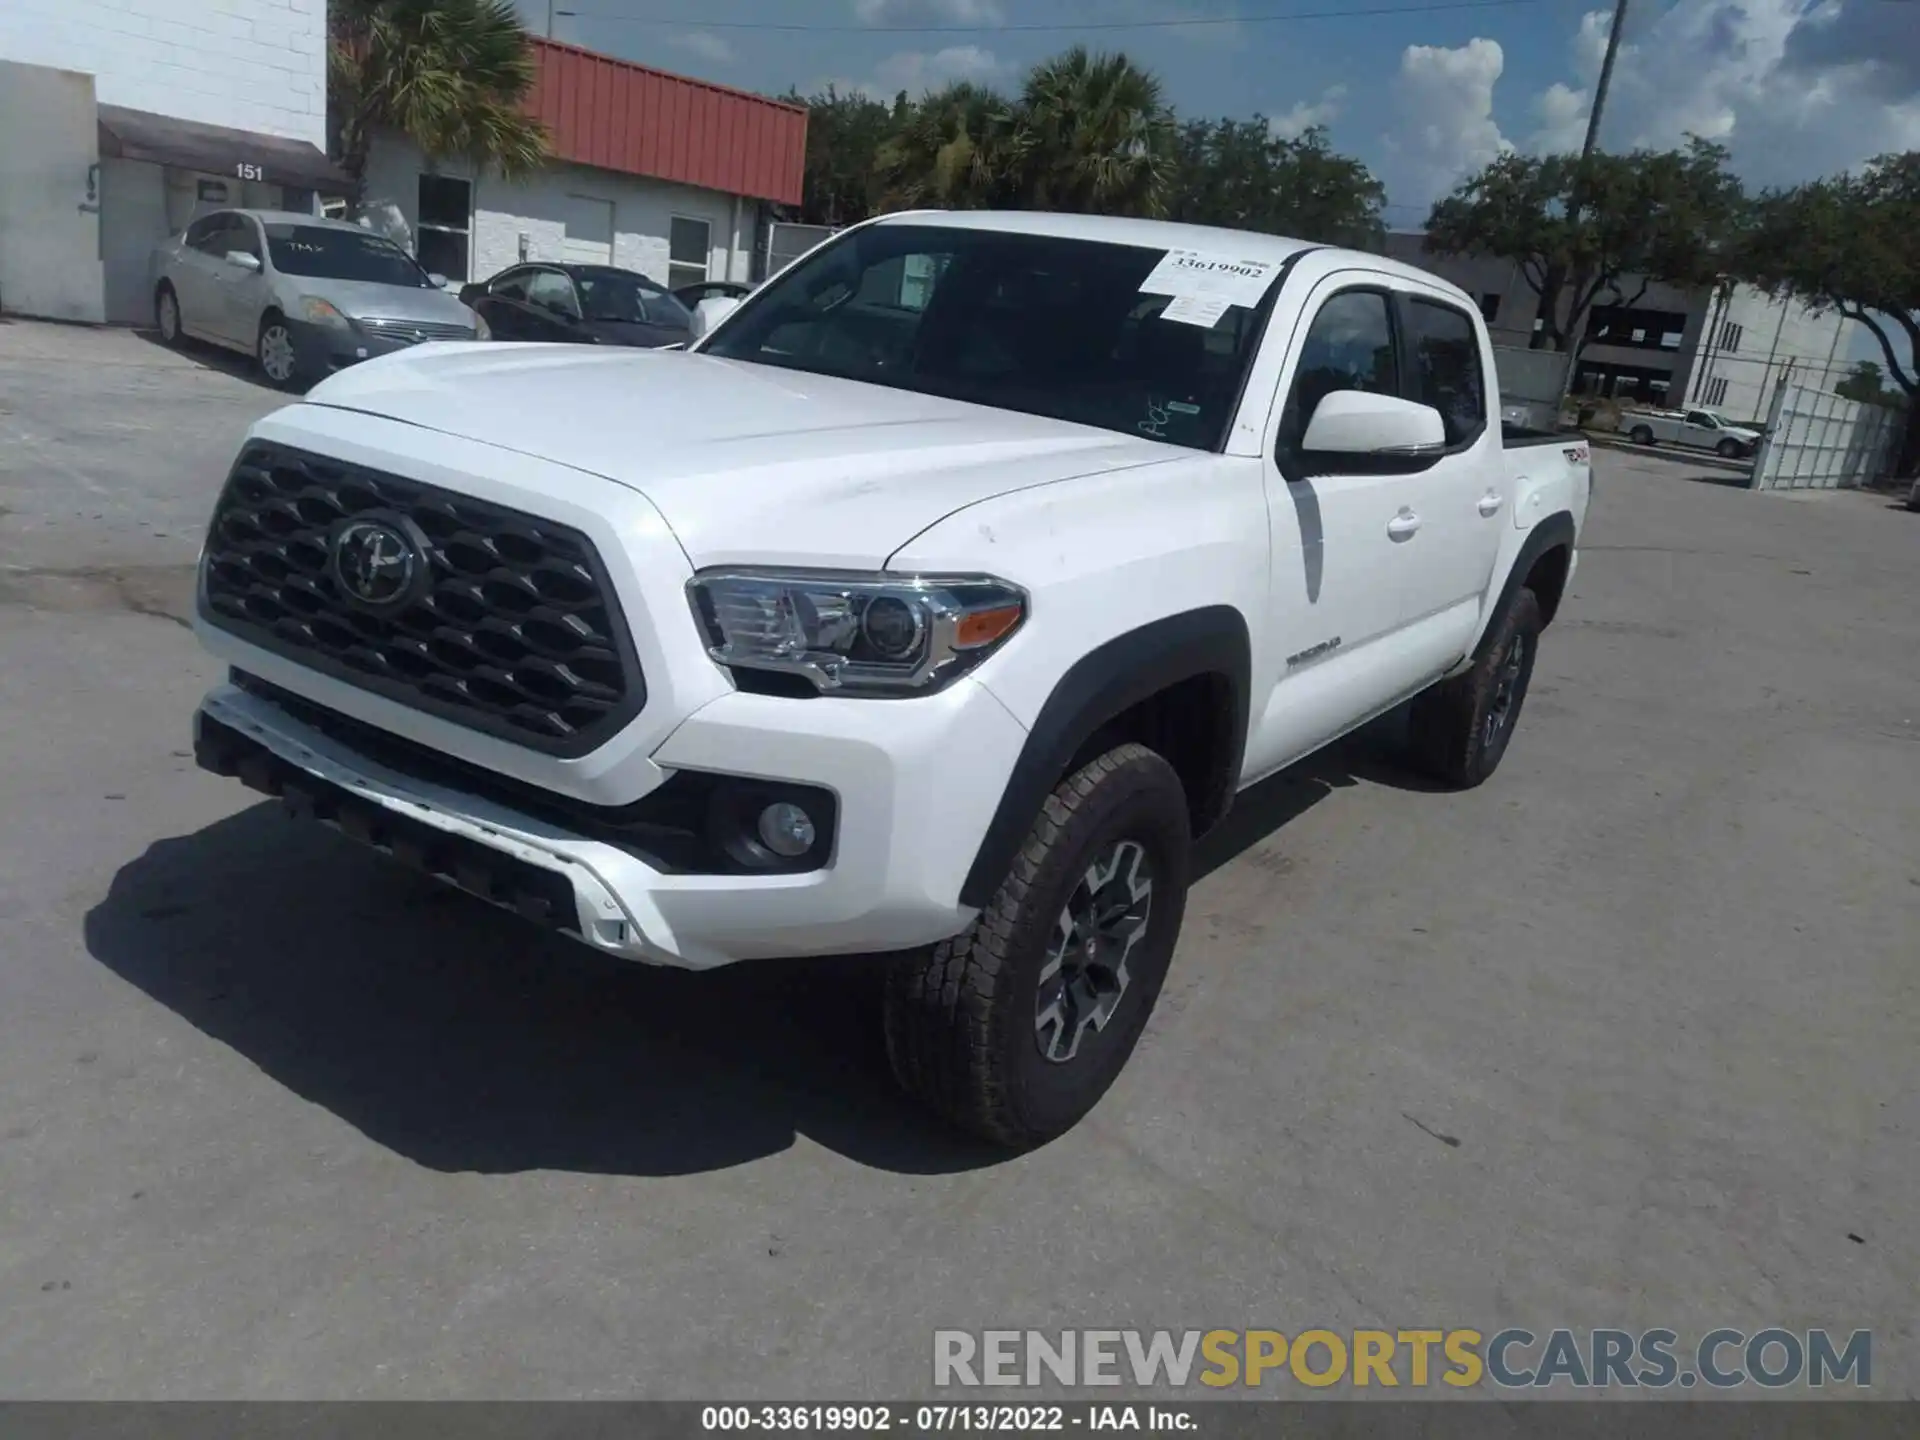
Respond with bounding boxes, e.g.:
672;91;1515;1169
1522;0;1920;184
667;31;735;65
853;0;1008;23
1379;38;1512;208
820;45;1002;103
1269;85;1346;141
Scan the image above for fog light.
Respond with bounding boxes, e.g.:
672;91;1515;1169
756;801;816;858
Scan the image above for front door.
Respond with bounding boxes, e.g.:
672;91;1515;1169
212;213;270;345
1242;280;1428;780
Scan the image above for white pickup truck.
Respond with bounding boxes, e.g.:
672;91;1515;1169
189;211;1590;1146
1622;405;1761;459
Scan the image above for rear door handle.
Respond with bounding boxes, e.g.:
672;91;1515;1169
1386;510;1422;540
1477;492;1504;517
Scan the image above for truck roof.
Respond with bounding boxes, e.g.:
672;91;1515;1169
870;210;1474;307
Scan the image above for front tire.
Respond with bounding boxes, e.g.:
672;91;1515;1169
257;312;303;390
154;283;182;346
883;743;1191;1148
1716;438;1746;459
1407;587;1543;789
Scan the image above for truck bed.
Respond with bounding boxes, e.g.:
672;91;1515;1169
1502;422;1576;448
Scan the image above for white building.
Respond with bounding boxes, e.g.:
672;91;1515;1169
0;0;343;325
354;40;805;294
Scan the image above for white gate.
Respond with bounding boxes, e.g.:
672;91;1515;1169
1749;382;1903;492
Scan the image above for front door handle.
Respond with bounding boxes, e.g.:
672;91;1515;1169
1477;492;1504;517
1386;510;1422;541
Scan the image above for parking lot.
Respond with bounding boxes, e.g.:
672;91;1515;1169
2;318;1916;1399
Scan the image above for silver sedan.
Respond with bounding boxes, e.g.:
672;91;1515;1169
150;209;487;389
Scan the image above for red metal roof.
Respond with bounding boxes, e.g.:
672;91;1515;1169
527;39;807;207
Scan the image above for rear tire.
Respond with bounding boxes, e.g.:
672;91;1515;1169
257;311;303;390
154;283;182;346
1407;587;1543;789
1629;425;1654;446
883;743;1191;1149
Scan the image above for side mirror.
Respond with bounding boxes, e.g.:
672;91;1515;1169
1301;390;1446;459
225;250;262;272
690;295;740;340
428;272;450;289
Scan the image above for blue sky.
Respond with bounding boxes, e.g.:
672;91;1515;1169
514;0;1920;223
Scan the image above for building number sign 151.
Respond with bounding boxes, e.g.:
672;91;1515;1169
236;162;264;181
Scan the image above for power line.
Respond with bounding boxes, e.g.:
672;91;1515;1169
560;0;1552;36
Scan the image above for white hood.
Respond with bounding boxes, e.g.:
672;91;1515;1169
302;343;1180;569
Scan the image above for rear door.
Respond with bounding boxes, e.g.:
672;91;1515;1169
1387;288;1507;672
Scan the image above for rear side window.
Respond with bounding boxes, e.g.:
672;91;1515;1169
1276;289;1399;461
1404;298;1486;448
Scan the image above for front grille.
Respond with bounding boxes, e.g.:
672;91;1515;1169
359;317;475;344
200;443;645;755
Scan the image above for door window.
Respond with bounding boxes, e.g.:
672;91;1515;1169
1403;298;1486;448
525;269;581;319
669;216;711;291
416;174;472;281
1684;410;1716;428
489;269;532;301
1276;289;1399;467
224;215;263;263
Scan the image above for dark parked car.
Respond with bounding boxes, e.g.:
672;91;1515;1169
460;263;693;347
673;279;753;309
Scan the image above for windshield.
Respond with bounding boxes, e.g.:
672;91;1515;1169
264;225;433;287
700;224;1279;451
575;269;692;326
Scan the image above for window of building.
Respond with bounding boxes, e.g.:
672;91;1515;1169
669;216;711;291
1586;304;1690;352
1717;320;1743;352
1405;298;1487;448
1700;375;1730;407
416;174;472;281
1478;292;1501;323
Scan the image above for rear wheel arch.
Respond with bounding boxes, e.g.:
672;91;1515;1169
958;606;1251;910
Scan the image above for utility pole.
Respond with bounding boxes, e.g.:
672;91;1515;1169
545;0;575;38
1554;0;1631;410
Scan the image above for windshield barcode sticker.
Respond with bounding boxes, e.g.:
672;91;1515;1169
1139;250;1284;309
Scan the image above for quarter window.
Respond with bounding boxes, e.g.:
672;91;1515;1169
1277;289;1399;461
1404;298;1487;448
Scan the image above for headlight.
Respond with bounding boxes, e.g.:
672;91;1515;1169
687;570;1026;695
471;309;491;341
299;296;351;329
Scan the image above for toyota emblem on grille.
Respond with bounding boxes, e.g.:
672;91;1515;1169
330;516;422;609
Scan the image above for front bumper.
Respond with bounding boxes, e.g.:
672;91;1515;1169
193;673;1028;970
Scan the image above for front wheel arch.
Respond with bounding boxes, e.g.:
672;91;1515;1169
958;606;1251;910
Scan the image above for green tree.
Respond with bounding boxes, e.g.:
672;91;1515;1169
1003;48;1175;217
329;0;547;205
785;86;896;226
1425;139;1747;357
1166;118;1384;248
1737;152;1919;471
871;82;1015;212
1835;359;1899;408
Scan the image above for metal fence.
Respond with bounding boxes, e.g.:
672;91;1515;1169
1748;382;1904;492
762;222;839;281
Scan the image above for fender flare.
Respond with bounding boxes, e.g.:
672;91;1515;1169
959;606;1251;909
1473;511;1576;656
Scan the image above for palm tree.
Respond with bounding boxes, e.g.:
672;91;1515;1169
329;0;548;205
1006;48;1174;217
871;82;1014;212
